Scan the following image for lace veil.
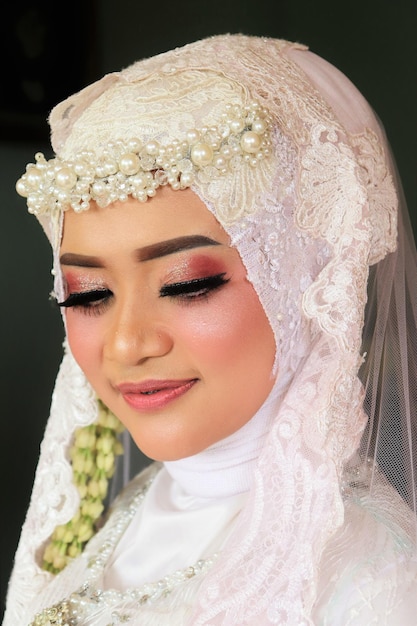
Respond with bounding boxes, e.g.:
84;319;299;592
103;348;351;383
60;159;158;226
4;34;417;625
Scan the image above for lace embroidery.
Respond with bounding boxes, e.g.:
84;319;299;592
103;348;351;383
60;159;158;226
351;127;397;263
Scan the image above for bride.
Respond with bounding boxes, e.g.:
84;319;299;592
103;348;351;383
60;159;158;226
4;34;417;625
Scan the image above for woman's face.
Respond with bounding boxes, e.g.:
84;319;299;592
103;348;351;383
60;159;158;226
60;187;276;460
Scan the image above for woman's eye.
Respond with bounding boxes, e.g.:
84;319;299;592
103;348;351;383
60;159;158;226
159;273;230;301
57;289;112;315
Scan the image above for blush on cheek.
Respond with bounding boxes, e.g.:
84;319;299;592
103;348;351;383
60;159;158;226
65;314;98;373
177;281;264;355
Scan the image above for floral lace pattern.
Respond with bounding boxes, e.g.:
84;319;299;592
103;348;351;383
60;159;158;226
4;347;100;624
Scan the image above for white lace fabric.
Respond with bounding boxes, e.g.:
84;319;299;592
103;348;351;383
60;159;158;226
4;34;417;626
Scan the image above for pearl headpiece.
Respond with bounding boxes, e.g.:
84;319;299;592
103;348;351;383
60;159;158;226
16;101;272;216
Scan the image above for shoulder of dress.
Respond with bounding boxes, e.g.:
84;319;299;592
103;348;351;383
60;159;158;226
314;489;417;624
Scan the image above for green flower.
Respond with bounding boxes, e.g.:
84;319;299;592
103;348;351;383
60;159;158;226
41;400;125;574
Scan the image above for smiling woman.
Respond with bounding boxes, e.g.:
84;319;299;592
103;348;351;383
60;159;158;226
59;188;276;461
4;34;417;626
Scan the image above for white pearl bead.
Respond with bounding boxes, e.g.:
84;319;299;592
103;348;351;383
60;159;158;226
104;161;118;176
74;163;87;176
252;119;266;134
56;167;77;189
78;184;89;196
240;131;261;154
131;174;148;190
145;140;159;155
213;155;227;169
27;196;40;211
220;145;232;159
92;181;106;196
180;171;195;187
190;142;213;166
187;129;200;143
128;138;142;152
26;169;42;188
57;190;70;203
15;179;27;196
119;153;140;175
230;119;245;133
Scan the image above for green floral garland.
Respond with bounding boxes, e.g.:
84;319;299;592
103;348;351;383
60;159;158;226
42;401;125;574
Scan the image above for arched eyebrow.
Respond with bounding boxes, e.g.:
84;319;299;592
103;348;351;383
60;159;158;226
135;235;221;261
59;235;221;267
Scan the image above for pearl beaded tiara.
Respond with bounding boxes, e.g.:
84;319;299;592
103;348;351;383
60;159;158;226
16;101;272;216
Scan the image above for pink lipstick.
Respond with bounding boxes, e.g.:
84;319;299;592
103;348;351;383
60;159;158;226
117;379;198;411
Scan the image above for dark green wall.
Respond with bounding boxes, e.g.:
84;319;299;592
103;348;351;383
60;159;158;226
1;0;415;618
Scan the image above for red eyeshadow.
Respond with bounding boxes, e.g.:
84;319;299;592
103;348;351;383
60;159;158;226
187;254;226;275
63;272;106;293
165;254;226;282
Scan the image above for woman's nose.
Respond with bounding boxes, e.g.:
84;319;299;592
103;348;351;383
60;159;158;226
104;303;173;366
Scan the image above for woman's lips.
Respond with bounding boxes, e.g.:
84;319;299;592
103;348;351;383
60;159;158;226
116;379;198;411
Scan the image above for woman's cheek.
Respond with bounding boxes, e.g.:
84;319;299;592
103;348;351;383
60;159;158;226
65;312;101;375
175;283;262;356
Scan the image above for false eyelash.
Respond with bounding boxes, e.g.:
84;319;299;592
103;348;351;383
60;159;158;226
57;289;112;308
159;273;229;299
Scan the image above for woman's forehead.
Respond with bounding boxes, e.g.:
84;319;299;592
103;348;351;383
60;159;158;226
60;187;231;254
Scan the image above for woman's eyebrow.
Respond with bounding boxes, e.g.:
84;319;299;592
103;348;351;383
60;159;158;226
135;235;221;261
60;252;103;267
59;235;221;267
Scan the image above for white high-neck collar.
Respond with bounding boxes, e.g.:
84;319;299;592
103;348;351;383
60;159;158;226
164;372;289;498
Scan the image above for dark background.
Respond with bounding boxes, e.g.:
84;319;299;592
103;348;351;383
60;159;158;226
1;0;415;620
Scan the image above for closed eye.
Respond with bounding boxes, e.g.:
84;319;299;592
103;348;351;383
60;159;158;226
159;273;230;301
57;289;113;315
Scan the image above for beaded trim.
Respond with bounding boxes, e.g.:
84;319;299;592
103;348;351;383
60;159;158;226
29;468;218;625
16;101;272;217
